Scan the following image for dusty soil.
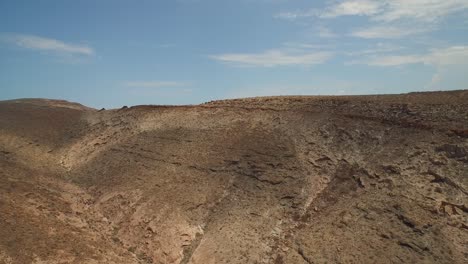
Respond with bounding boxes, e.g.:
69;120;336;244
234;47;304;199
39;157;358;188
0;91;467;264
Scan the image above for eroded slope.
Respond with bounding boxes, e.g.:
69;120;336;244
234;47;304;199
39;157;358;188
0;92;467;264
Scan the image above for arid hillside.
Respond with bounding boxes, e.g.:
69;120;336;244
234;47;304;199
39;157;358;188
0;91;467;264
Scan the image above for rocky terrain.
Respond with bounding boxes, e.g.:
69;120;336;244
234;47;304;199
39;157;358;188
0;90;467;264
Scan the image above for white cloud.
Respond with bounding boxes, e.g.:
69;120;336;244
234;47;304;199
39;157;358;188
282;42;328;50
363;55;422;66
210;49;332;67
427;71;443;89
317;26;338;38
374;0;468;22
274;9;318;20
313;0;468;21
359;46;468;66
351;25;430;39
274;1;381;20
2;34;93;55
124;81;186;88
425;46;468;65
320;0;382;18
276;0;468;38
348;0;468;38
346;43;404;56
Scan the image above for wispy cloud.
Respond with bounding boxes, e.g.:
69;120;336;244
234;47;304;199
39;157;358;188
426;71;443;90
355;46;468;66
210;49;332;67
320;0;382;18
350;25;430;39
274;1;381;20
124;81;187;88
282;42;328;50
316;26;337;38
274;9;318;20
346;43;404;56
1;34;93;55
276;0;468;38
280;0;468;22
155;43;175;48
373;0;468;22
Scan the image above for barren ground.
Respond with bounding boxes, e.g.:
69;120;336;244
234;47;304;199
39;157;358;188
0;91;467;263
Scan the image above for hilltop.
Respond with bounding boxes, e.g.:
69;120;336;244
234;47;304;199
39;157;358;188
0;91;467;264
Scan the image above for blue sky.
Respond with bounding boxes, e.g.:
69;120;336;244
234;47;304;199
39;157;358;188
1;0;467;108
